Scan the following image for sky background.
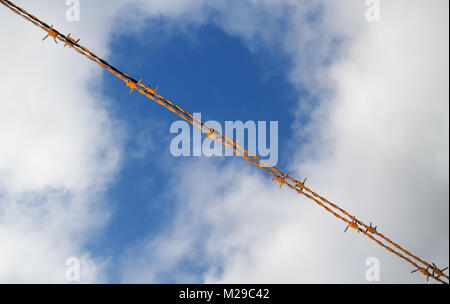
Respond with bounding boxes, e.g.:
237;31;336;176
0;0;448;283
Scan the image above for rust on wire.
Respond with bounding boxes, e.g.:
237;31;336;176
0;0;448;284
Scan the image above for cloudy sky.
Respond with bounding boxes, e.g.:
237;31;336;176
0;0;448;283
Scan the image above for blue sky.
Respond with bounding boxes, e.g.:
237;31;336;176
0;0;447;284
95;21;299;282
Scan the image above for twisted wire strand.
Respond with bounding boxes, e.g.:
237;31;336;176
1;0;447;284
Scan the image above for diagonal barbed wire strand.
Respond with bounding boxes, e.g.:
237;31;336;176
1;0;448;284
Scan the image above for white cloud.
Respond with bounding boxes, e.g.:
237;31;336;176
0;0;447;283
0;0;127;283
119;0;449;283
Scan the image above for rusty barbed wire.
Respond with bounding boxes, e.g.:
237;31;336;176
1;0;447;284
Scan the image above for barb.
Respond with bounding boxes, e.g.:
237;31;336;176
1;0;447;284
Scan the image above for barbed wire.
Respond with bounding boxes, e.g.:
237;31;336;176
1;0;447;284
